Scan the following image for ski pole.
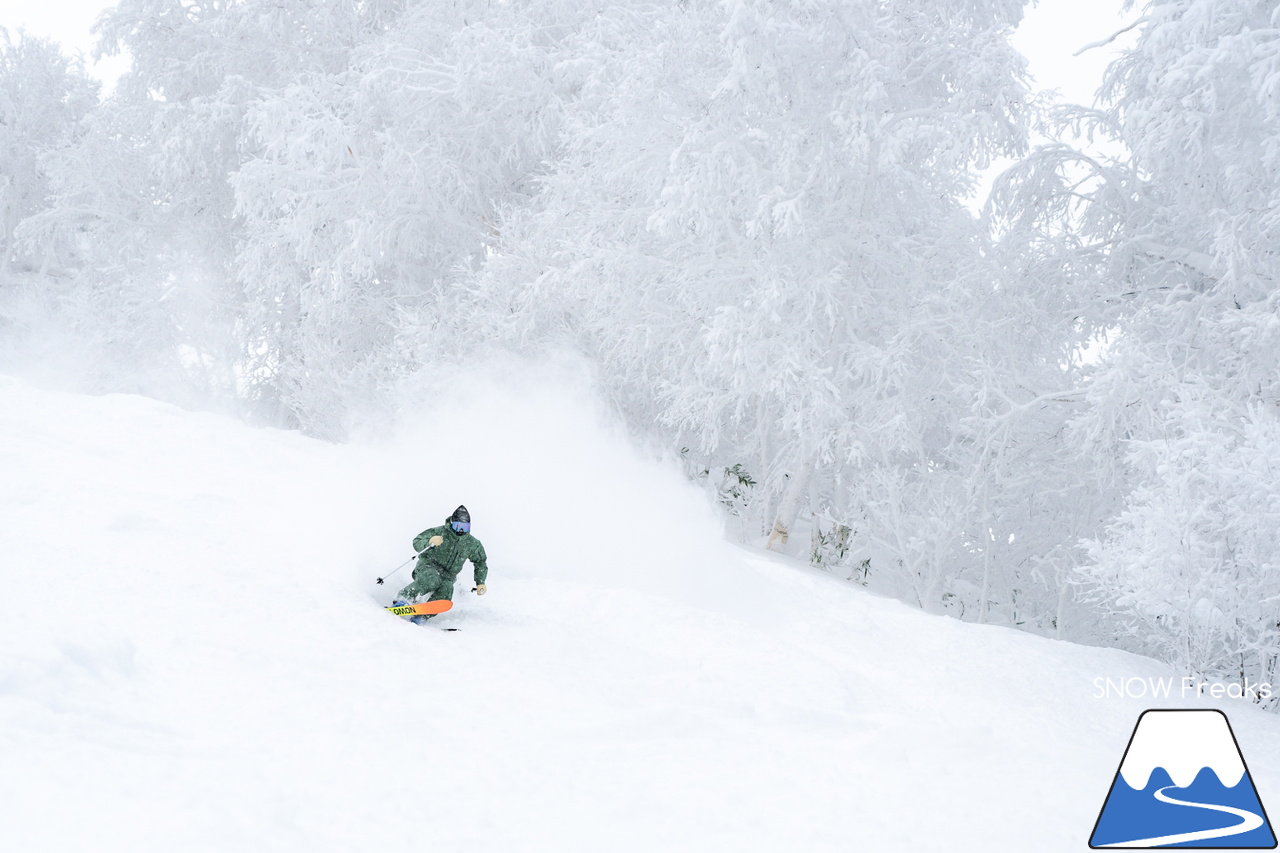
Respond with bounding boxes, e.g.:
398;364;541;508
375;543;436;585
375;556;414;586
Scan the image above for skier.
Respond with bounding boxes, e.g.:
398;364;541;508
392;505;489;624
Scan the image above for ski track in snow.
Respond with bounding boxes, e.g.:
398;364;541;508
2;372;1279;852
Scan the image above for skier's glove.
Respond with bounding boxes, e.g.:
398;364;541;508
474;584;487;596
428;535;444;547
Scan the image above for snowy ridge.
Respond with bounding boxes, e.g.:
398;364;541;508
1118;710;1247;790
2;372;1278;852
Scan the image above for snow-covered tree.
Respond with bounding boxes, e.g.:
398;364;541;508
1085;404;1280;685
229;0;574;434
0;31;101;385
21;0;426;415
29;0;584;433
995;0;1280;684
437;0;1092;624
0;30;97;277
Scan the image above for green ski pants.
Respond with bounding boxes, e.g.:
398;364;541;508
396;565;456;605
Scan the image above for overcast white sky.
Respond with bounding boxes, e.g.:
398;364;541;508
0;0;129;90
1012;0;1141;105
1;0;1142;102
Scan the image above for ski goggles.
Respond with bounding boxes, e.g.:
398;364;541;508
451;520;471;533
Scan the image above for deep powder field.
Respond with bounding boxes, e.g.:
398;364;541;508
4;371;1277;852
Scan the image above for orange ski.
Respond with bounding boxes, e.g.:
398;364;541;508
386;600;453;617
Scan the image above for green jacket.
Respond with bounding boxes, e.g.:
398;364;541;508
414;525;489;585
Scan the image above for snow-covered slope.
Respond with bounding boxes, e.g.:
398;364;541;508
2;371;1277;852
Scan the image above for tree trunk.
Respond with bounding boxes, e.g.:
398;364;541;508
767;459;812;551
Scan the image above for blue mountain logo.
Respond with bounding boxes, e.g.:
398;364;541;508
1090;709;1276;848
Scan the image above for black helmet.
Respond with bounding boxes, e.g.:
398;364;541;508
448;505;471;535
